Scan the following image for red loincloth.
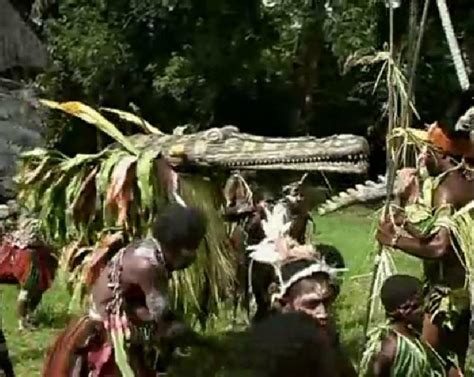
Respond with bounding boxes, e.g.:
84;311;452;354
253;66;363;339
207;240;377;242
43;315;157;377
0;241;55;292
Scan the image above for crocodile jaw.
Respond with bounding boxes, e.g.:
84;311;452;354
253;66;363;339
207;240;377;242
221;158;369;174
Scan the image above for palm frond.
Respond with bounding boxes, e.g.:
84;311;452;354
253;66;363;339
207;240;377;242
38;100;138;154
100;107;164;135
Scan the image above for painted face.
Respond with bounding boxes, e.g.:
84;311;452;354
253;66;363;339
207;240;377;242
289;277;335;327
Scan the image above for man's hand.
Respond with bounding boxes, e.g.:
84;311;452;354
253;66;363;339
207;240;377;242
237;205;256;214
389;208;406;227
376;217;397;247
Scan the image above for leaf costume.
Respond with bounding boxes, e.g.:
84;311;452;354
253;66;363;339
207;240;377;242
397;168;474;368
402;173;473;324
359;324;447;377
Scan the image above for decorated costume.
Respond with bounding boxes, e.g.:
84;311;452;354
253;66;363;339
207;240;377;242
0;217;56;328
391;123;474;367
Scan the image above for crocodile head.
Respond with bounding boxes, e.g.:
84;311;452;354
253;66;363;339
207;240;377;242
128;125;369;174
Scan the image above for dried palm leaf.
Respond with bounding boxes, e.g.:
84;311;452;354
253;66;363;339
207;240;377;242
39;100;138;154
106;156;138;226
100;107;163;135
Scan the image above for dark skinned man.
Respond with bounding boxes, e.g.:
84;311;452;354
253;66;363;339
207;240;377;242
377;122;474;373
249;236;356;377
42;204;209;377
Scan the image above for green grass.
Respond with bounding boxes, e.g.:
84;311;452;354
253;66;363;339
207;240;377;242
0;205;423;376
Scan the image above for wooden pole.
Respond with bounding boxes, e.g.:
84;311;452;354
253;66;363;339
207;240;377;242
360;1;399;364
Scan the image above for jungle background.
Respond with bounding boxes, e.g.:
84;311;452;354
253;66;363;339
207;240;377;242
1;0;473;375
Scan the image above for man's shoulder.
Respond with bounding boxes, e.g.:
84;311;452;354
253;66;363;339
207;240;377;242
125;238;163;268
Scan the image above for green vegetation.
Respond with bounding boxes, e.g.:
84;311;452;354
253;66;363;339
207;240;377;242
23;0;472;153
1;205;423;376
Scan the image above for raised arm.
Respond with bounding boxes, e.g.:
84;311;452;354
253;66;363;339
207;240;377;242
377;218;451;259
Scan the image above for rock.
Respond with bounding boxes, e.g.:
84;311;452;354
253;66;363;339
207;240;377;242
0;204;9;219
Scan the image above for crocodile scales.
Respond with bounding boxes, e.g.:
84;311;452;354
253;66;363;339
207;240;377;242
121;125;370;174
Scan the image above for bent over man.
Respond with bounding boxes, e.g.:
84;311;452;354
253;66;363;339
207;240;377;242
43;204;208;377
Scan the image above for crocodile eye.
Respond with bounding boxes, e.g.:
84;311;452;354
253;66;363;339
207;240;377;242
204;128;224;142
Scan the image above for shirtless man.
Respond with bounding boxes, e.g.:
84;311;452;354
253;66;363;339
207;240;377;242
43;204;209;376
377;123;474;371
248;236;355;377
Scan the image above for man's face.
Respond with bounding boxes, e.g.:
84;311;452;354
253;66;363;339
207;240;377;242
288;276;335;327
421;147;443;176
171;240;201;270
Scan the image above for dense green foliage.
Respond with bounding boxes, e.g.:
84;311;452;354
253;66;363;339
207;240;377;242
27;0;473;155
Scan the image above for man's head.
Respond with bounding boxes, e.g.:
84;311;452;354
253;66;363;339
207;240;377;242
278;259;337;327
422;122;474;175
232;312;339;377
381;274;424;331
152;204;207;270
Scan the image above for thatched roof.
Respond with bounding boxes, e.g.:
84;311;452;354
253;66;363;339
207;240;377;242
0;0;48;71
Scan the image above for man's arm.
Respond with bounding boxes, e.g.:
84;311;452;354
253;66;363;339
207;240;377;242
222;204;255;221
134;261;170;322
377;217;451;260
367;335;397;377
135;262;209;346
394;228;451;259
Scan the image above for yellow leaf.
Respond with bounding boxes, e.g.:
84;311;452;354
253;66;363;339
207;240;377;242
100;107;164;135
39;99;138;155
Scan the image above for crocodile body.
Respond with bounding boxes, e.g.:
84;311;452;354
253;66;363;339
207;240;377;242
125;125;370;174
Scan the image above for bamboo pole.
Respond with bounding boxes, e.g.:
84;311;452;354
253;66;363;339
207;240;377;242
360;1;401;363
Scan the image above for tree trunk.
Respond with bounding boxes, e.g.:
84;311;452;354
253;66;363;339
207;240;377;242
291;7;325;134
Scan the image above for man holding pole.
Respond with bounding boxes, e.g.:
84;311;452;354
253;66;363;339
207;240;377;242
376;122;474;374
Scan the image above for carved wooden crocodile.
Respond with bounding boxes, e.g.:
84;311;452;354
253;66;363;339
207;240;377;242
123;125;370;174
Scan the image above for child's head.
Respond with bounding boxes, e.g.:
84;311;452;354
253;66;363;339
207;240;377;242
381;274;424;331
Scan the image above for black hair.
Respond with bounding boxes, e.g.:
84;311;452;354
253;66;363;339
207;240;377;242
167;312;340;377
152;204;207;250
380;274;422;314
228;312;338;377
316;243;345;269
